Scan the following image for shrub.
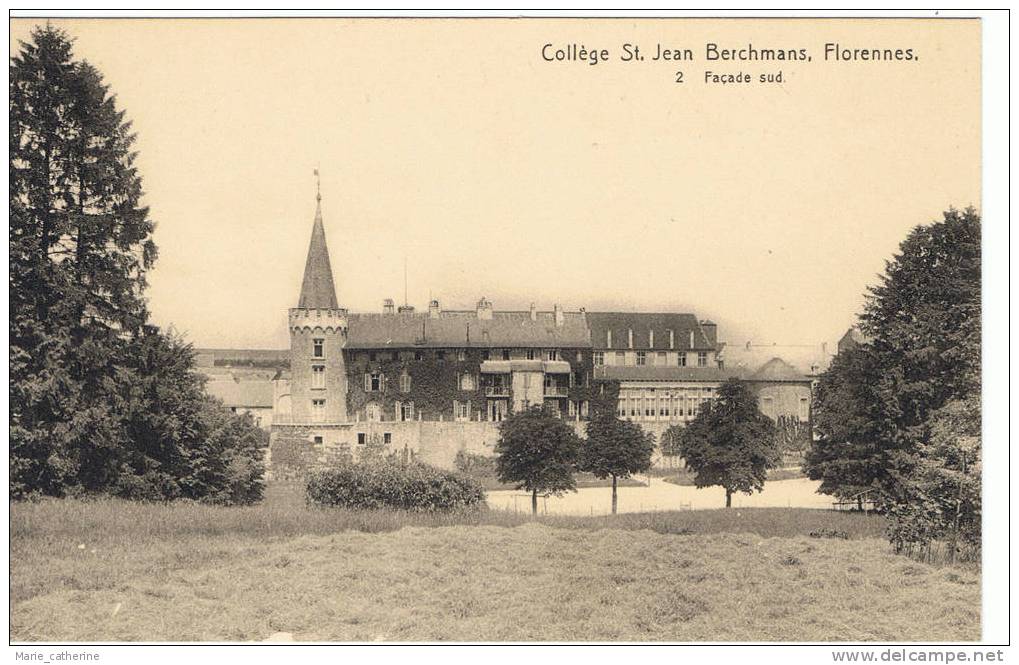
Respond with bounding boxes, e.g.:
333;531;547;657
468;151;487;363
306;460;485;511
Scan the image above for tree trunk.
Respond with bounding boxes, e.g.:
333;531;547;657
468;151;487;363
531;488;538;516
857;496;864;512
725;488;732;508
611;475;618;515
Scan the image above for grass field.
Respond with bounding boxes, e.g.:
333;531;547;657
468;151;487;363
10;494;980;642
662;466;806;486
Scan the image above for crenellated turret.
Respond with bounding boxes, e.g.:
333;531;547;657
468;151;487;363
287;178;348;424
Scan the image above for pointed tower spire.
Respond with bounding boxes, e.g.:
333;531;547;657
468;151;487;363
297;171;339;309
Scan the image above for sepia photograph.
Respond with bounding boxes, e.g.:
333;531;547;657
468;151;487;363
6;9;1010;656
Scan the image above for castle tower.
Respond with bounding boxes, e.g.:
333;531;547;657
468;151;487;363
288;183;348;424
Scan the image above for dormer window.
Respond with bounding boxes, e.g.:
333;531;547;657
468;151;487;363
547;349;559;361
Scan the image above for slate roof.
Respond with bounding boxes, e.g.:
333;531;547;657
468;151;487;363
345;310;591;349
594;365;744;383
585;312;716;351
594;357;810;384
297;199;339;309
206;378;275;408
723;343;833;377
748;357;811;383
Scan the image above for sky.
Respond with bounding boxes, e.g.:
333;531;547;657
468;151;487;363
10;18;981;351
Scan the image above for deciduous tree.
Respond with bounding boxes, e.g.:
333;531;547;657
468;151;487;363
679;379;779;508
580;413;654;514
494;405;581;515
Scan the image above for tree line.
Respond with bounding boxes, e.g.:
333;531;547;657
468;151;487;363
10;25;266;502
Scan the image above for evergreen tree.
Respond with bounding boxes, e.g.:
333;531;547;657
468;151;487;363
10;25;156;495
494;405;581;515
803;345;901;508
580;413;654;514
807;208;981;520
10;25;265;503
679;379;779;508
860;208;981;431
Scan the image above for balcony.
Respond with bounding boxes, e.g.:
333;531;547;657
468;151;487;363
543;386;570;397
485;386;510;397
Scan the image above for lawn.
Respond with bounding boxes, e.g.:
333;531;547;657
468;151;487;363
662;466;806;486
10;495;979;642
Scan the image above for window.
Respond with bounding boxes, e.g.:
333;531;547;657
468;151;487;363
383;433;392;445
502;349;511;360
580;401;589;418
453;400;471;422
400;373;411;392
526;349;535;360
436;350;446;361
365;402;381;422
593;351;604;366
799;397;810;421
617;396;626;418
616;351;625;364
645;390;656;417
698;351;708;367
657;351;667;365
312;338;324;358
414;351;423;361
568;400;577;417
481;349;490;361
311;364;325;389
636;351;647;366
365;372;384;392
547;349;559;361
313;435;323;445
397;401;415;422
357;433;366;445
678;353;687;367
660;393;670;418
762;396;774;418
369;351;377;362
311;399;326;422
457;349;467;362
459;373;476;391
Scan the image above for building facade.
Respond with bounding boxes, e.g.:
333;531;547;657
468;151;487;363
260;193;816;474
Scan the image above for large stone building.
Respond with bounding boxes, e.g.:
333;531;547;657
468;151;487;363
240;192;817;474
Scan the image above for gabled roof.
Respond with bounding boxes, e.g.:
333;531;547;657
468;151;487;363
206;378;274;408
297;198;339;309
586;312;715;351
724;343;832;377
346;310;591;349
748;357;810;383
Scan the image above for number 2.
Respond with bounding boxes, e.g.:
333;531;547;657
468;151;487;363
675;71;684;83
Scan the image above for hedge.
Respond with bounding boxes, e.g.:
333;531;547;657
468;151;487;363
306;460;486;511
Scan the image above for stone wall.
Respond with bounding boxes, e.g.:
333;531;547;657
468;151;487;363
268;419;588;478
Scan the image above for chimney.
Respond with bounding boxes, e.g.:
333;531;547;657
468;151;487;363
699;320;718;346
649;329;655;349
553;304;564;327
529;302;537;321
607;330;612;348
397;304;415;314
689;330;695;348
429;299;441;319
668;329;675;349
628;328;633;349
476;296;493;321
383;298;395;315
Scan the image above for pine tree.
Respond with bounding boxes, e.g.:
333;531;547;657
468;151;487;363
10;25;155;495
